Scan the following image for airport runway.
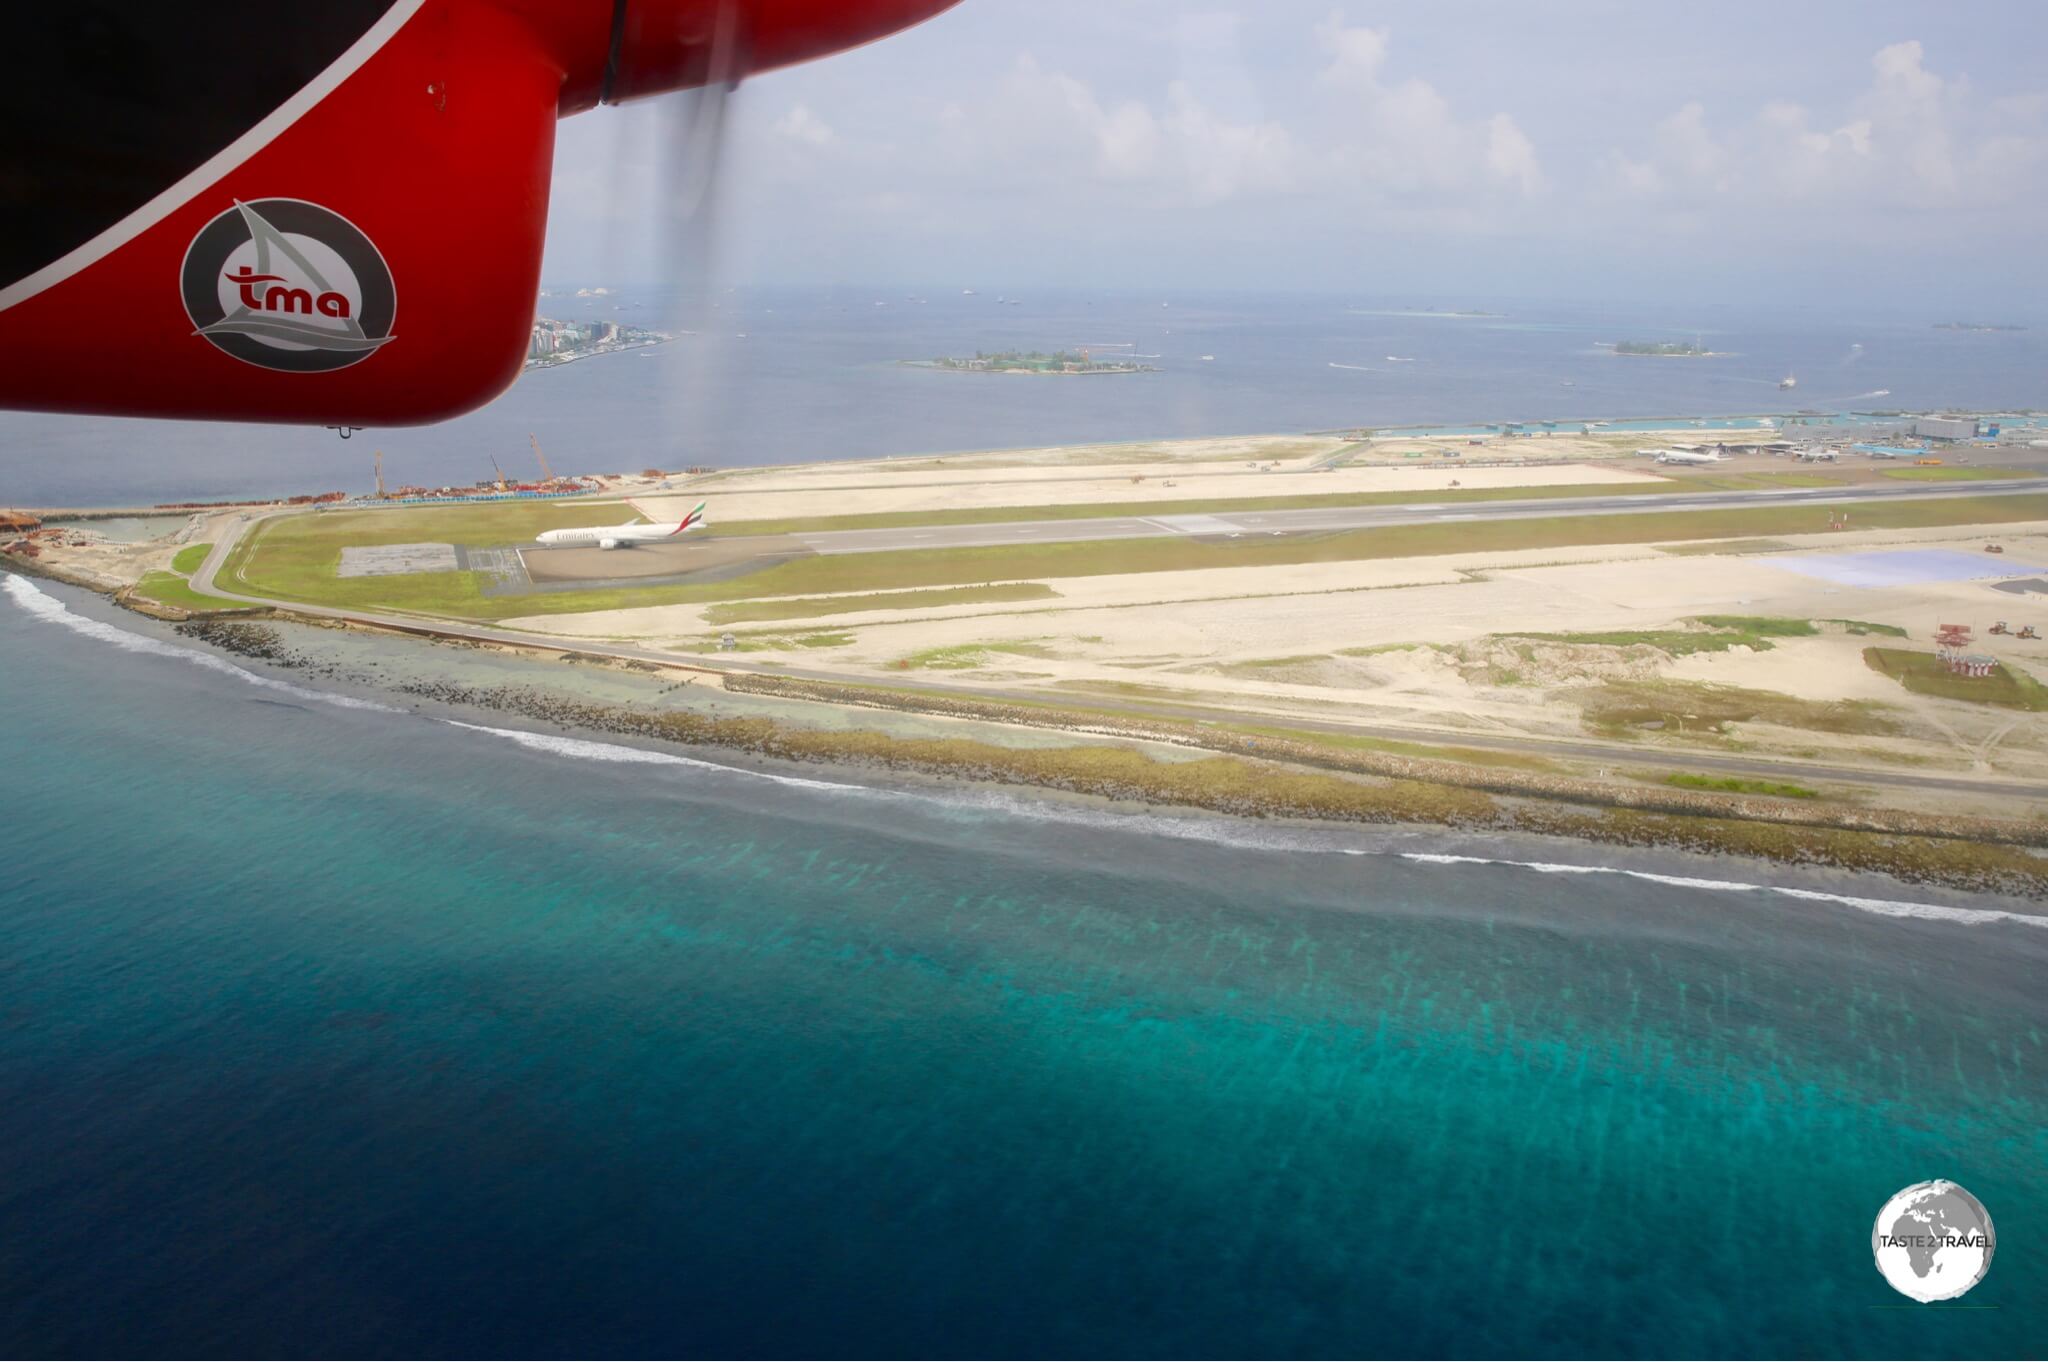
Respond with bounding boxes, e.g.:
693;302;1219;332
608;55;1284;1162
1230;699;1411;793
788;477;2048;556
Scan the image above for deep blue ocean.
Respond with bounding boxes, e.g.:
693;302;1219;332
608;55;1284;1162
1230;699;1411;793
1;288;2043;508
2;575;2044;1357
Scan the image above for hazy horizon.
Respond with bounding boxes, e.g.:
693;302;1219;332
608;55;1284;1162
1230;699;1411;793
537;2;2048;311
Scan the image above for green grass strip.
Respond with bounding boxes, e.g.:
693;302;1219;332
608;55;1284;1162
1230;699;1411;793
133;571;254;613
704;582;1055;625
1665;773;1819;799
1864;647;2048;711
1879;466;2009;481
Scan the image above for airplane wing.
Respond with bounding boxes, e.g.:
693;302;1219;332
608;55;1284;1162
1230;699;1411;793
0;1;958;427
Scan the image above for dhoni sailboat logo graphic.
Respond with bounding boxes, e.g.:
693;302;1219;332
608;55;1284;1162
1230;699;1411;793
180;199;396;372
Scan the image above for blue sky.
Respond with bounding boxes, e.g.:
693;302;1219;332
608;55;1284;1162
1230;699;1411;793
542;2;2048;309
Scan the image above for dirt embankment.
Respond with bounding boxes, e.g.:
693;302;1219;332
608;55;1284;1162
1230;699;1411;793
725;675;2045;846
349;667;2042;896
130;618;2048;896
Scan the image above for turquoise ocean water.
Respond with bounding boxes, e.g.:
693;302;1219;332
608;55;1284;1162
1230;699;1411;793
1;575;2043;1357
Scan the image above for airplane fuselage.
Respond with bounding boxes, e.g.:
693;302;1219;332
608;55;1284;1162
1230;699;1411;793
536;502;705;550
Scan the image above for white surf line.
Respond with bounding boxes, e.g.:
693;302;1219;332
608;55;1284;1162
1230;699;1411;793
441;721;865;793
1394;851;2047;929
3;574;398;712
439;720;1393;855
432;703;2046;930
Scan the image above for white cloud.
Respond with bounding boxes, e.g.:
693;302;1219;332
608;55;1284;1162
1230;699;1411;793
1311;11;1545;199
1485;115;1543;197
1602;39;2045;209
927;16;1540;209
971;52;1299;202
772;103;837;149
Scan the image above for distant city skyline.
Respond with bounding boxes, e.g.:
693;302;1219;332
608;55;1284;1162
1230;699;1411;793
540;2;2048;311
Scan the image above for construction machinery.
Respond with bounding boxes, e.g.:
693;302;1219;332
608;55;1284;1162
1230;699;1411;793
2020;625;2040;640
490;456;509;493
373;450;387;501
1989;621;2010;635
531;434;554;483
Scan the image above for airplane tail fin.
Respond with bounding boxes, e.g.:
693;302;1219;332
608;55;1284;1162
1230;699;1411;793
672;501;707;535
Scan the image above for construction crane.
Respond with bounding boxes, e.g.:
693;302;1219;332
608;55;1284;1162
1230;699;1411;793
530;433;554;483
489;456;508;492
373;449;387;500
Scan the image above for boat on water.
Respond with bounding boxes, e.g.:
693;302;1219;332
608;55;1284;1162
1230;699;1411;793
1779;374;1798;389
1387;355;1416;362
1200;355;1215;361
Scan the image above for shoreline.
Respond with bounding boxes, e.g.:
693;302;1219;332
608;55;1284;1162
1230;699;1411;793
10;567;2045;913
96;589;2046;901
522;337;671;371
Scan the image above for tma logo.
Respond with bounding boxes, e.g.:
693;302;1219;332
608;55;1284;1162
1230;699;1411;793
223;265;354;319
181;199;395;372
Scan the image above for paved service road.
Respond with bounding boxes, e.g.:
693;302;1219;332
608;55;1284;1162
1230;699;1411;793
792;477;2048;556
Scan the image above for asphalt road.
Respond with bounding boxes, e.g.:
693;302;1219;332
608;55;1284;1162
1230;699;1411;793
787;477;2048;555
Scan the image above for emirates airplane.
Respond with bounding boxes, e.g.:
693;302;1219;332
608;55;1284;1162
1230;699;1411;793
535;502;706;550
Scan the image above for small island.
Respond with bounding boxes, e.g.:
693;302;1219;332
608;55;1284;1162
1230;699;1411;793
1610;339;1723;357
1348;308;1506;319
909;349;1158;375
1933;322;2027;332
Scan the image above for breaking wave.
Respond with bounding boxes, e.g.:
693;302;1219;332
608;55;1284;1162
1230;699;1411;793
1394;851;2044;928
3;574;397;712
447;717;2046;932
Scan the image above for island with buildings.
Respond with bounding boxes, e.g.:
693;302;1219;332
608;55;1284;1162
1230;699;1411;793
526;316;670;368
909;349;1159;375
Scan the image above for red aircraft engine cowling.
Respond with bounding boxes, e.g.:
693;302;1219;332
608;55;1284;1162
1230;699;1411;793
0;0;957;427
